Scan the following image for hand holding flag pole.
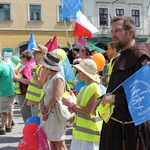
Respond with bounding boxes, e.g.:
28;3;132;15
110;62;150;126
97;62;150;124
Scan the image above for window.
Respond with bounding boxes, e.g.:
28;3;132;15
98;3;110;27
116;9;124;16
114;4;125;17
0;4;10;21
132;9;140;27
58;5;70;22
99;8;108;26
130;5;141;27
29;5;41;21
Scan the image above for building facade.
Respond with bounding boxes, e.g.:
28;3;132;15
83;0;150;49
0;0;149;56
0;0;76;56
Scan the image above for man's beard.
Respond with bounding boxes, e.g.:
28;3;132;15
114;41;126;50
113;34;128;51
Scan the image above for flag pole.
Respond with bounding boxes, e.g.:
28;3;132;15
111;83;122;94
111;62;150;94
64;21;69;41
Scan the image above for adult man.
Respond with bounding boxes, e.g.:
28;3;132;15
26;45;48;116
0;57;15;135
95;16;150;150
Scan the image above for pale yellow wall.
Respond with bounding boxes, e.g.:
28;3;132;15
0;0;77;53
1;0;148;52
0;30;77;54
0;0;74;31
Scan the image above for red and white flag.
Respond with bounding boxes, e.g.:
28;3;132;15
73;10;100;38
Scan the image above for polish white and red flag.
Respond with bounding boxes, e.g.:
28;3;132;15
73;10;100;38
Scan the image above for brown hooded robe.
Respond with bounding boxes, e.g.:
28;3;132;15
99;43;150;150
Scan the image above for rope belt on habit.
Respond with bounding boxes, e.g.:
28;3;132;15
111;117;134;124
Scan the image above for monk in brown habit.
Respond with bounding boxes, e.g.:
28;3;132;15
94;16;150;150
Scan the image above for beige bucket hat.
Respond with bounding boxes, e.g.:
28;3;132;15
38;52;61;71
73;59;100;83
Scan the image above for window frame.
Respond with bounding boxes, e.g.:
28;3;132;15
28;4;42;22
98;3;110;27
114;3;125;16
130;5;141;28
0;3;11;21
116;8;124;16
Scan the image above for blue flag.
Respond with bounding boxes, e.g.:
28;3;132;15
27;33;37;54
62;56;75;81
61;0;82;20
122;63;150;126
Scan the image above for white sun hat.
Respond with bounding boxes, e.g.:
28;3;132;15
73;59;100;83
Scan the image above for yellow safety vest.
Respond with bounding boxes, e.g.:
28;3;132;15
26;65;44;103
15;71;23;95
107;58;115;83
73;83;103;143
15;62;21;70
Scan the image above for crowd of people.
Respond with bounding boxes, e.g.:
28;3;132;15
0;15;150;150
